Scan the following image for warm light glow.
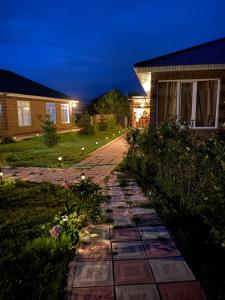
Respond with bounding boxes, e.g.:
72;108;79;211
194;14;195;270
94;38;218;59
71;101;77;108
81;147;84;151
58;156;62;161
81;173;86;180
96;141;98;145
140;103;145;108
0;171;3;178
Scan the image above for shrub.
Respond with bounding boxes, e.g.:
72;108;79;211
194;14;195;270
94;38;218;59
1;136;15;144
41;116;60;147
122;120;225;246
78;114;95;135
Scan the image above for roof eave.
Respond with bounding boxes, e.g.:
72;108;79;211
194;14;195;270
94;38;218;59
2;92;79;102
134;64;225;73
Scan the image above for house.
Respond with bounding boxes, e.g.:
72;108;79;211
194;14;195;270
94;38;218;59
134;37;225;132
128;94;150;128
0;69;79;137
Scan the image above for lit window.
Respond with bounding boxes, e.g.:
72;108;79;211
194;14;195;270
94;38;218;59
46;103;56;123
17;101;31;126
61;104;70;123
157;79;220;128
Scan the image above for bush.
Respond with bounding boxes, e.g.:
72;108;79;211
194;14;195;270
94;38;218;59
78;114;95;135
41;116;60;147
1;136;15;144
122;120;225;246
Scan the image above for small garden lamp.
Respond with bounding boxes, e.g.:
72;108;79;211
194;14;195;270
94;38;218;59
113;133;115;137
0;171;3;181
95;141;98;145
81;146;84;155
119;131;121;134
81;172;86;180
106;136;109;140
58;156;62;167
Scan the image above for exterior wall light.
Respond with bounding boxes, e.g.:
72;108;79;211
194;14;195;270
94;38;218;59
81;173;86;180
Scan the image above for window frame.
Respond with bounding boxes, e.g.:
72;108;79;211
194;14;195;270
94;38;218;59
46;103;56;123
61;103;70;124
17;100;31;127
157;78;221;129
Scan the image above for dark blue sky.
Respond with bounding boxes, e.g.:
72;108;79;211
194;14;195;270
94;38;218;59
1;0;225;102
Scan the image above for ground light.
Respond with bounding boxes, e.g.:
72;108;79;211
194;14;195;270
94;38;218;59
95;141;98;145
81;147;84;155
0;171;3;181
58;156;62;167
81;172;86;180
106;137;109;140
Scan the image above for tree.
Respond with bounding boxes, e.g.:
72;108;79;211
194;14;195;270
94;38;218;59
41;116;60;147
88;89;131;117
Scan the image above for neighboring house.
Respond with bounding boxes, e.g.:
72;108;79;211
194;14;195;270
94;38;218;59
128;95;150;128
134;37;225;133
0;69;79;137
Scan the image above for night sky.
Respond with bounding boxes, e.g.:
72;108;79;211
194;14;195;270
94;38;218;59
1;0;225;102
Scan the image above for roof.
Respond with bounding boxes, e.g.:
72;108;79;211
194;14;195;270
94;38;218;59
134;37;225;68
0;69;72;100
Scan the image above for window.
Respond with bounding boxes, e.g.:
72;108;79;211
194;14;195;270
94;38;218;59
17;101;31;126
61;104;70;123
46;103;56;123
157;79;220;128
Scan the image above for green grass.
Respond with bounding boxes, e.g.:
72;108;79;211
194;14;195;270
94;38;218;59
0;128;125;168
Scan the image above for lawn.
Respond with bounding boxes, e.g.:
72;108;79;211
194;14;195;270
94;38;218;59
0;128;124;168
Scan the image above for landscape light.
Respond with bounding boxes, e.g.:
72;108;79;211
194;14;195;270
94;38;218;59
113;133;115;136
58;156;63;161
81;173;86;180
0;171;3;179
36;133;39;137
13;136;16;140
106;137;109;140
96;141;98;145
119;131;121;133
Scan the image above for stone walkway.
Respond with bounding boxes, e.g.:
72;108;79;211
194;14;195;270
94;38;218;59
3;137;127;187
65;172;207;300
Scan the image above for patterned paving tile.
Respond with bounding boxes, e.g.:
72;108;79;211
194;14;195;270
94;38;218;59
79;224;110;243
108;202;126;209
116;284;161;300
73;261;113;287
135;214;162;226
138;226;171;239
159;281;207;300
111;227;140;241
114;259;155;285
143;239;181;258
112;241;146;259
76;242;111;261
70;286;114;299
132;208;156;215
149;257;196;283
113;216;135;227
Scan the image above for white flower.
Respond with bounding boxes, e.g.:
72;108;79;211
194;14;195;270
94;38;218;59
62;215;68;222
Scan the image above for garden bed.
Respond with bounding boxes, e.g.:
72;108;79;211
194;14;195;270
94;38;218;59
120;121;225;300
0;178;105;300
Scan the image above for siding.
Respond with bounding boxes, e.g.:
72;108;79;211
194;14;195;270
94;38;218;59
150;69;225;127
2;96;73;137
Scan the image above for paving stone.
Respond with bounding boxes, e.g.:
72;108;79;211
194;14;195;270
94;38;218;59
113;216;135;227
143;239;181;258
110;196;126;202
73;261;113;287
70;286;114;299
149;257;196;283
138;226;170;239
132;208;156;215
111;227;140;241
159;281;207;300
112;241;146;259
114;259;155;285
110;208;132;217
108;202;126;209
76;242;111;261
79;224;110;243
116;284;161;300
127;195;147;202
